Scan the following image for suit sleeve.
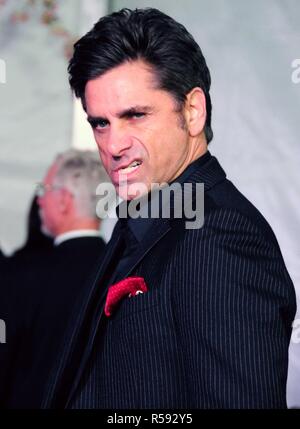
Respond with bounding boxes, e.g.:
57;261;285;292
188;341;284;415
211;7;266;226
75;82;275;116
172;208;296;408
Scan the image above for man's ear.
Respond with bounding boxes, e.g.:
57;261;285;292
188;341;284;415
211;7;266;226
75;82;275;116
58;189;74;214
184;87;207;137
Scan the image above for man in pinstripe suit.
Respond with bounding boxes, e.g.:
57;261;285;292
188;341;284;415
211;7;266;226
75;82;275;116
43;8;296;408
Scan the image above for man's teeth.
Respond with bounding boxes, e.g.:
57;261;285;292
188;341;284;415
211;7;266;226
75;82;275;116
120;161;141;173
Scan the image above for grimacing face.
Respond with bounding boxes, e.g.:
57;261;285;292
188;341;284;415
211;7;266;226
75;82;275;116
85;60;195;200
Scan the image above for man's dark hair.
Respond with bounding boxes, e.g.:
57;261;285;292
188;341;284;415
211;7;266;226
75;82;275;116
68;8;213;143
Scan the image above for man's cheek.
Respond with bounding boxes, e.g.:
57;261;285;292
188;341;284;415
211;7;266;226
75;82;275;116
99;155;110;174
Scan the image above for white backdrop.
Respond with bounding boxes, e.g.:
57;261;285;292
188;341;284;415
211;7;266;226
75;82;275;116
0;0;80;254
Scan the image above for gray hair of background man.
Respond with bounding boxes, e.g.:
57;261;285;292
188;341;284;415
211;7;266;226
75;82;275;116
52;149;111;220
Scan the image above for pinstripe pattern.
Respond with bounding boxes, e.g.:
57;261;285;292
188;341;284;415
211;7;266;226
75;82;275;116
44;156;296;409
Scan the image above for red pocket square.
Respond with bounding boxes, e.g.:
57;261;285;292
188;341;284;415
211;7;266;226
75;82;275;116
104;276;148;317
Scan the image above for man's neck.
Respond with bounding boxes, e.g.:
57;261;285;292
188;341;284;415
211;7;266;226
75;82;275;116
170;136;207;183
57;219;100;236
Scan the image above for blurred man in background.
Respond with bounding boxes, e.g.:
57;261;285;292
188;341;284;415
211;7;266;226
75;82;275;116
37;149;103;242
0;149;110;408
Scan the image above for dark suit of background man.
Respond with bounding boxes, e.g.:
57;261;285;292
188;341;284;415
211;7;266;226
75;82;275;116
42;8;296;409
0;149;110;408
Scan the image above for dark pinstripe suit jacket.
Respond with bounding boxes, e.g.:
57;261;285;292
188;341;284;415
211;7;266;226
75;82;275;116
43;155;296;409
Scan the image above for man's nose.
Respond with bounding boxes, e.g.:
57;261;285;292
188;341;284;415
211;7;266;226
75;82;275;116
106;124;133;158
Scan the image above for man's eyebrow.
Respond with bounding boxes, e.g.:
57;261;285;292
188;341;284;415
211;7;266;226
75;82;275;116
87;105;153;124
118;105;153;118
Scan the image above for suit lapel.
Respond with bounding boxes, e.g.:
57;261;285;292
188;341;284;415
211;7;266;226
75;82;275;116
64;217;172;407
44;217;172;408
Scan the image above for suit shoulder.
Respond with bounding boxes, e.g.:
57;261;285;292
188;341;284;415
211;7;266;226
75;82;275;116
173;205;295;316
203;178;280;249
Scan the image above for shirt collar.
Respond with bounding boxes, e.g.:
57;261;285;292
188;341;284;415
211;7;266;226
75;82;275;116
54;229;100;246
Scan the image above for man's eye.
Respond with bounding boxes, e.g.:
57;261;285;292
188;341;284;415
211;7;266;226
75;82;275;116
96;120;109;129
89;119;109;130
130;112;145;119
